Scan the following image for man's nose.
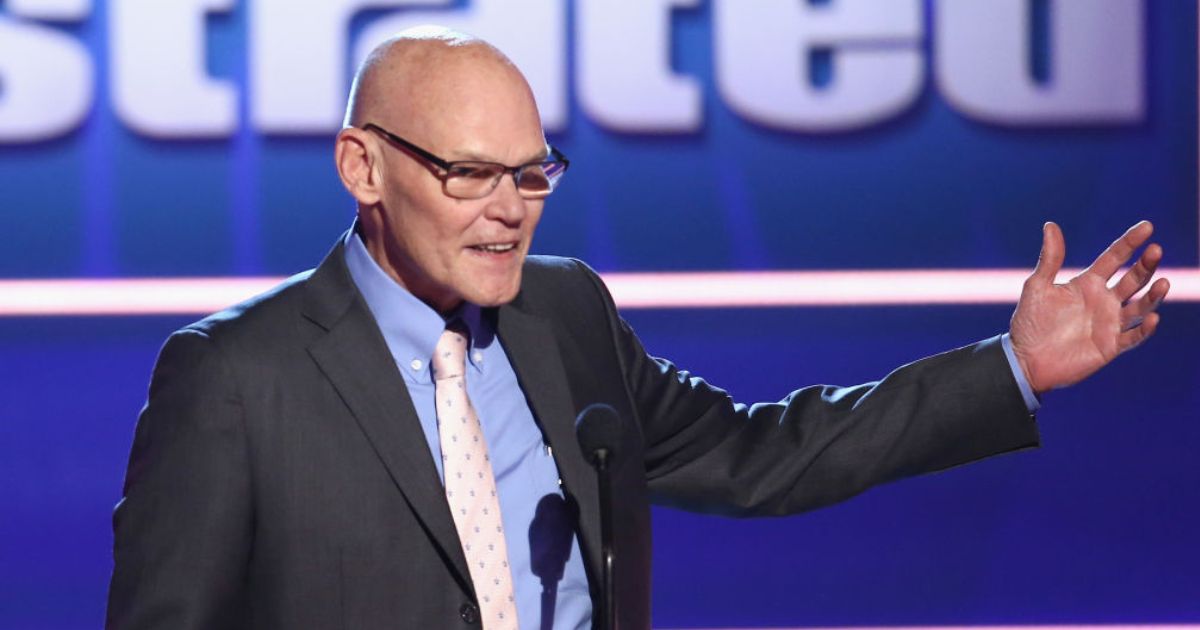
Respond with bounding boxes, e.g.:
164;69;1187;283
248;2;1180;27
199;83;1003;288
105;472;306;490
483;172;528;225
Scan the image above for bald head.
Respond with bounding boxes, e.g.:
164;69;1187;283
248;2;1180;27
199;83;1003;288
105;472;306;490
344;27;539;140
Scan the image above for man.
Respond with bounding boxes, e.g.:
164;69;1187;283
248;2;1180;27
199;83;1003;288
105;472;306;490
106;27;1170;630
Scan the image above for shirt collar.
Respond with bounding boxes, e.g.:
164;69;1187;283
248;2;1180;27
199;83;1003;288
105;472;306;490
343;227;495;383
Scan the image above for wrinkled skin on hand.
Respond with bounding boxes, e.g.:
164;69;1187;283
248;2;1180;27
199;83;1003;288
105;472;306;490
1010;221;1170;394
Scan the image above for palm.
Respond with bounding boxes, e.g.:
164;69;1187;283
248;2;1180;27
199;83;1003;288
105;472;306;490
1009;222;1169;393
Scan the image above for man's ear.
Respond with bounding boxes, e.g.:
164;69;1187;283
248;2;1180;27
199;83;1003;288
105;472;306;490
335;127;382;206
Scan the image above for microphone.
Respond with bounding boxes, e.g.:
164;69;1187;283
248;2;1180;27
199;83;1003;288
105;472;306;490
575;403;621;630
576;403;621;469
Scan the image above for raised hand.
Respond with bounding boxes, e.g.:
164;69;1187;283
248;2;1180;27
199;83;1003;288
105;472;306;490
1009;221;1170;393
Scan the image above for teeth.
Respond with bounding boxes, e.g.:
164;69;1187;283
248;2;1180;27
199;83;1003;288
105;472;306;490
474;243;515;253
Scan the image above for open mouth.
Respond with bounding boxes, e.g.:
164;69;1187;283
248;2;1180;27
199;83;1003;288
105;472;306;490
469;243;517;254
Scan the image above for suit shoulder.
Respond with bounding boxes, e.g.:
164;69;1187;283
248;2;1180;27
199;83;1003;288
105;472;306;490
522;254;587;277
177;269;314;347
517;255;617;319
521;255;602;292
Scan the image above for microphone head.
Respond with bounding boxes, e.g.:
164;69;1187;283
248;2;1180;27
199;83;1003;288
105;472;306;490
575;403;622;464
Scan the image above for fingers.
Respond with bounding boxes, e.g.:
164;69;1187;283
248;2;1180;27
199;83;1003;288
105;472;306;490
1120;277;1170;330
1029;222;1066;286
1118;311;1160;354
1086;220;1154;281
1112;242;1163;303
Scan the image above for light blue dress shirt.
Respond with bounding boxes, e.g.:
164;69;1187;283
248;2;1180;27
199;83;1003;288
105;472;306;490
1001;333;1041;412
344;231;592;630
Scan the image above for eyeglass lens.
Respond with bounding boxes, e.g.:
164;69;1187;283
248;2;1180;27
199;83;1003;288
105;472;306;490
444;163;563;199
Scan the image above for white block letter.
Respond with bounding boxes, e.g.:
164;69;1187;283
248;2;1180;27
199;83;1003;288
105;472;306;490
578;0;701;133
7;0;89;21
0;16;93;142
252;0;456;134
110;0;238;138
936;0;1144;124
714;0;923;133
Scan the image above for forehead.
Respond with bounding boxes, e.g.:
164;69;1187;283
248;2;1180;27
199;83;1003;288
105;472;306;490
386;46;546;162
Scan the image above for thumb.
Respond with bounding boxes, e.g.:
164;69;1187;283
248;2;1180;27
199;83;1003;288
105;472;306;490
1029;221;1065;285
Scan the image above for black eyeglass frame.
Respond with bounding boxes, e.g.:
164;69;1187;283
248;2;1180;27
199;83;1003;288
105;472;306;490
361;123;570;199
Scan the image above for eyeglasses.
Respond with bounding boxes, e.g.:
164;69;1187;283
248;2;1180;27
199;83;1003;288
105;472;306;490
362;123;570;200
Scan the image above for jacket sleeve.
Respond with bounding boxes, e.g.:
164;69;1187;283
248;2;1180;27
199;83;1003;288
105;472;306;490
572;259;1040;517
106;328;252;629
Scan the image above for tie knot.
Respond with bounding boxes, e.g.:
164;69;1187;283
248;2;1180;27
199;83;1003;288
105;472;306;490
432;321;469;380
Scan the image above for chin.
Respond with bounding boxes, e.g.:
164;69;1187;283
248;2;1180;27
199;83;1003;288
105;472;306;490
465;278;522;307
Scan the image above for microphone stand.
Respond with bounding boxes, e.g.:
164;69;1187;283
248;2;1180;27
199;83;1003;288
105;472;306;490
595;446;615;630
576;403;621;630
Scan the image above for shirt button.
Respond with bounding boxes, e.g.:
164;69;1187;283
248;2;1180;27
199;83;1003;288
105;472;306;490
410;359;423;371
472;351;483;363
459;603;479;624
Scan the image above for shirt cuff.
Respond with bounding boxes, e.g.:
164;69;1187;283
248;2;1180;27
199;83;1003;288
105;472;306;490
1000;332;1041;413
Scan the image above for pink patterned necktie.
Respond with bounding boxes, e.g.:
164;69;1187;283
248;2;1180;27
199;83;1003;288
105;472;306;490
432;323;519;629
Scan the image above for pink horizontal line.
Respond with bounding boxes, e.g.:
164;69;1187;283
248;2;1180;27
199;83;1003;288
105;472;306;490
673;626;1200;630
0;268;1197;316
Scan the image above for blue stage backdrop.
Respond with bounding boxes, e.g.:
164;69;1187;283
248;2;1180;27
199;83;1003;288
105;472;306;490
1;1;1197;628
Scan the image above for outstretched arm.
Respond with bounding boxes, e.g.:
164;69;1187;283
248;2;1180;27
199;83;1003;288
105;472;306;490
1010;221;1170;393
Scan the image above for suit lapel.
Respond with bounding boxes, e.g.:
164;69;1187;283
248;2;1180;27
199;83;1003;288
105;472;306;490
301;241;474;595
495;304;603;581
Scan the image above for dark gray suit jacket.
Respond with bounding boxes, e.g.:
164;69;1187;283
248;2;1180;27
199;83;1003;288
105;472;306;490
107;240;1039;629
